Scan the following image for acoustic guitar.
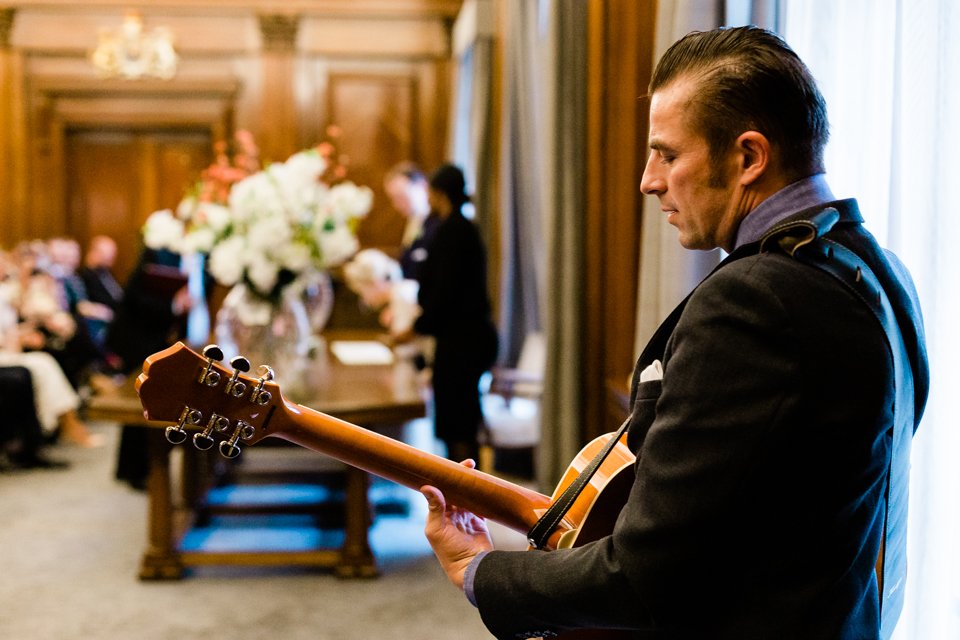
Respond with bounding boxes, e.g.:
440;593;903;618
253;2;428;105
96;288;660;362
137;342;637;638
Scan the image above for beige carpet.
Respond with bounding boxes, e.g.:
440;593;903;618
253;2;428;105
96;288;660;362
0;420;528;640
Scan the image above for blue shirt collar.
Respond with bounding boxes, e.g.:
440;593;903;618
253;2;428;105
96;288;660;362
734;174;836;250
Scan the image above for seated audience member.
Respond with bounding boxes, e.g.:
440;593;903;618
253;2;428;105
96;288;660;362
0;261;100;448
44;237;108;383
0;365;68;470
77;235;124;356
12;241;77;355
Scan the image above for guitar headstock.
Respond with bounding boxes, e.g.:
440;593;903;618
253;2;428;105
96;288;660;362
136;342;283;459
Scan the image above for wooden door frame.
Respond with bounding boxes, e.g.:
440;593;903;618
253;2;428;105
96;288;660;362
26;76;239;240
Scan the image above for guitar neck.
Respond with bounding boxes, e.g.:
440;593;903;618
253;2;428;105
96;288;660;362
272;398;552;536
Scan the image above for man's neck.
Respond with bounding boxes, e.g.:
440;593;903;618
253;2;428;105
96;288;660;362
733;173;836;250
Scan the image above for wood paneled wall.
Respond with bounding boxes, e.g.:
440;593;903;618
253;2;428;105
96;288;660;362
0;1;461;282
584;0;657;439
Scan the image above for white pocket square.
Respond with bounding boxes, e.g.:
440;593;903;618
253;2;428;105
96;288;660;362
639;359;663;383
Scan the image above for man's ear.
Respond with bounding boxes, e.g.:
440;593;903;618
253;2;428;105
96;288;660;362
736;131;771;186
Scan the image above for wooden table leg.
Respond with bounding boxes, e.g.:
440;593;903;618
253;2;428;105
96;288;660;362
335;466;378;578
139;430;184;580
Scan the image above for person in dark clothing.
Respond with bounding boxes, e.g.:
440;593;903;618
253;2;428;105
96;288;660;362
78;235;124;356
408;164;498;463
0;366;68;470
108;247;191;489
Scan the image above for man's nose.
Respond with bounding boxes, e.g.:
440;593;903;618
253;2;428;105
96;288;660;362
640;153;664;195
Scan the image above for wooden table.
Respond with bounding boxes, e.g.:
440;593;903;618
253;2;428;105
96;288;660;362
86;330;426;580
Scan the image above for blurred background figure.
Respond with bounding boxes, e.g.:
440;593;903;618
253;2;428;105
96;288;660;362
344;161;440;339
0;248;100;448
78;235;124;358
0;366;69;470
42;237;105;387
384;162;433;281
404;163;498;463
108;245;195;489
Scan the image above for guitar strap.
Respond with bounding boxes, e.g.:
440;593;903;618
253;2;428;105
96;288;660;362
526;207;916;639
763;207;915;639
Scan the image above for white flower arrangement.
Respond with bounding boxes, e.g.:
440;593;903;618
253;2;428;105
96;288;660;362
143;142;372;326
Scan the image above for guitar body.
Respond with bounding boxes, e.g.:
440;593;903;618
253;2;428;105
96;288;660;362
550;432;636;550
137;342;642;638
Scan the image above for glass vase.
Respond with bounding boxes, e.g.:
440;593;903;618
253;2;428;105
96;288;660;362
214;281;329;402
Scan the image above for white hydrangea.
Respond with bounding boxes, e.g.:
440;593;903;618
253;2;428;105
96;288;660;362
278;241;313;273
208;235;247;286
246;250;281;296
326;182;373;224
142;210;184;252
248;214;293;253
317;225;359;267
142;141;370;327
196;202;232;234
181;227;217;254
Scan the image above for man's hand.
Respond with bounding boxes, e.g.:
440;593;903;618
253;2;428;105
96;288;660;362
421;459;493;590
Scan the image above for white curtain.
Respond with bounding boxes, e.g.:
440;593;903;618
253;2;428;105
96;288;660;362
784;1;960;637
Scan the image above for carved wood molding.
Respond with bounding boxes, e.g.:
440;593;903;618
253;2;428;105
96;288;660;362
259;13;300;52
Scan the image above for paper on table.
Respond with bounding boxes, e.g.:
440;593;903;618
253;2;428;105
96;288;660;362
330;340;395;365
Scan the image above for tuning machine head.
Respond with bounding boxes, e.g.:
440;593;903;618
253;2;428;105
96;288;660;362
198;344;225;387
219;420;256;459
192;413;231;451
249;365;275;406
223;355;251;398
165;406;202;444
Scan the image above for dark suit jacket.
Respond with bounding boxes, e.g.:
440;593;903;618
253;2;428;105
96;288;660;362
414;210;498;443
79;265;123;313
472;201;928;639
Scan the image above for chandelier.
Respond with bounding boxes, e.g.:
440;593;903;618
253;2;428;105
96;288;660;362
90;13;178;80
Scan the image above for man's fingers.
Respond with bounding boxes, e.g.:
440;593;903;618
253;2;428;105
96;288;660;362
420;485;446;514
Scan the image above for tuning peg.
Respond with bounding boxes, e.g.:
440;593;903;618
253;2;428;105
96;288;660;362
219;420;255;459
197;344;225;387
223;356;251;398
192;413;230;451
165;406;202;445
203;344;224;361
249;365;275;406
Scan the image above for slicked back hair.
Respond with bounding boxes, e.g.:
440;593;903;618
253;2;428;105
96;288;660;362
651;26;829;180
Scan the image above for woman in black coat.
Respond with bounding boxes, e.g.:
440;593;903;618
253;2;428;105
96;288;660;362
411;164;498;463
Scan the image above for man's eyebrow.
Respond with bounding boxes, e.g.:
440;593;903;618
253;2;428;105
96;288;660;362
648;138;675;153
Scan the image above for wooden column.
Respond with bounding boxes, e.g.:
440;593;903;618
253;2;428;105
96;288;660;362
258;14;300;164
0;8;28;246
583;0;657;440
